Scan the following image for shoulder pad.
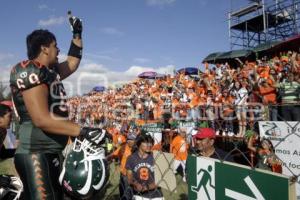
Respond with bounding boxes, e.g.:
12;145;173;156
10;60;48;91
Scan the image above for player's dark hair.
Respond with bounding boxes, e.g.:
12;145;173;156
0;104;11;117
26;29;56;60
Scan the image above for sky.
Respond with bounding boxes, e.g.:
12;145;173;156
0;0;247;95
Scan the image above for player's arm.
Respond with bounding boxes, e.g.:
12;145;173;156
57;12;83;80
57;38;82;80
22;84;80;136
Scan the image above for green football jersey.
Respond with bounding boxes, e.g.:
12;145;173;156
10;60;68;153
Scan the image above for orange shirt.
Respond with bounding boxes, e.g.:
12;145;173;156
190;94;200;108
172;98;180;107
259;86;277;104
170;135;188;161
221;96;235;116
153;104;163;120
113;133;126;147
112;144;132;175
152;143;162;151
196;87;206;96
257;66;270;79
166;77;173;87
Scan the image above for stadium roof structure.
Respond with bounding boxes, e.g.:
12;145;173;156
231;13;290;33
229;0;300;49
216;49;253;60
203;33;300;64
252;40;281;53
230;2;262;18
202;49;253;63
202;52;223;63
272;34;300;51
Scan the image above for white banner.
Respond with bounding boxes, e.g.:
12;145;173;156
259;121;300;198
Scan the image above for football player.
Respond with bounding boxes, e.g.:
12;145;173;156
10;13;104;199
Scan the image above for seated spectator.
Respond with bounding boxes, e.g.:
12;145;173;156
126;134;164;200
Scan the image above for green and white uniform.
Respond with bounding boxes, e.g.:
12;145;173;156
10;60;68;153
10;60;69;200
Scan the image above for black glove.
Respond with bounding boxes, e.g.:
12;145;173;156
79;127;105;144
0;175;11;188
68;11;82;39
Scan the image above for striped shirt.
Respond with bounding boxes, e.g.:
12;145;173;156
278;81;300;103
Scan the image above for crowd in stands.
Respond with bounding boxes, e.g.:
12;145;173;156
67;51;300;137
64;51;299;183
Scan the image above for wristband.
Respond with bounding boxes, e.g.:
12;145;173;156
73;33;81;39
68;41;82;59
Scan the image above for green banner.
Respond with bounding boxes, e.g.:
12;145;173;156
141;123;163;133
187;155;290;200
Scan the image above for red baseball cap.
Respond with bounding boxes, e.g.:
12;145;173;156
194;128;216;139
0;101;13;108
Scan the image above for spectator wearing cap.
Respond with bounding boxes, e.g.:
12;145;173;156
107;133;137;200
170;128;188;182
190;128;233;162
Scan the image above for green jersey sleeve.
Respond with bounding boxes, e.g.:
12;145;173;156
10;60;49;91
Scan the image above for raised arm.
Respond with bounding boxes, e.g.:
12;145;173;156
57;12;83;80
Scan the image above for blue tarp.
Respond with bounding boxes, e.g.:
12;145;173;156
177;67;200;75
138;71;157;79
93;86;105;92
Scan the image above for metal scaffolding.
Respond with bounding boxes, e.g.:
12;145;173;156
229;0;300;49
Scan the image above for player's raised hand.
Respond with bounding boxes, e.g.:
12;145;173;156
67;11;82;39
